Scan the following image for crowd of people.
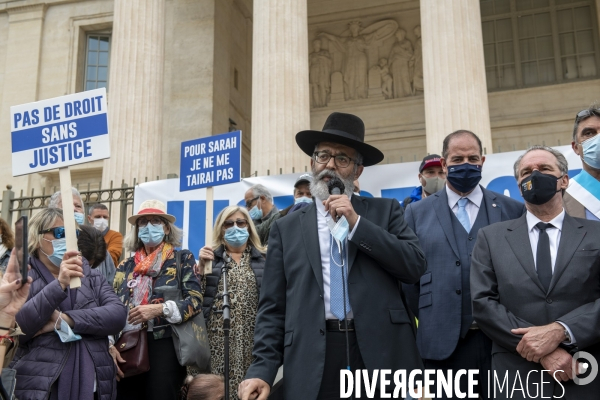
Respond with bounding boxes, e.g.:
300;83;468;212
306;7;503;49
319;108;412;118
0;107;598;400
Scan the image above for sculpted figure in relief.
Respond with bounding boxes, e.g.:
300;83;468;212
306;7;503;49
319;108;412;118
319;20;397;101
379;58;393;99
388;29;414;98
411;25;424;94
309;39;333;108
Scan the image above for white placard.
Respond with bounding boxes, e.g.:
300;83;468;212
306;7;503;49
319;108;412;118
11;88;110;176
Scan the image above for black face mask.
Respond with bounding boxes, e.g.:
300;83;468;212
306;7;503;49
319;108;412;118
520;170;562;205
446;163;482;194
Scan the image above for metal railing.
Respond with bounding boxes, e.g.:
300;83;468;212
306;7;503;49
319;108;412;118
0;181;135;237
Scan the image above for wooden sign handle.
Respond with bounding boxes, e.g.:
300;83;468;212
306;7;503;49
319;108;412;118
203;187;214;275
59;167;81;288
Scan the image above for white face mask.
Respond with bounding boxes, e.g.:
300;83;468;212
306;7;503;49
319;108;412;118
93;218;109;232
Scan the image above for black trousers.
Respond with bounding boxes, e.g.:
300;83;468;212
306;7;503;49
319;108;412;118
317;330;367;400
116;332;187;400
424;329;493;400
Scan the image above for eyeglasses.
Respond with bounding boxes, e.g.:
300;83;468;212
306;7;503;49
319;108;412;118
245;197;259;209
575;109;600;123
223;219;248;229
39;226;79;239
136;217;165;227
313;151;358;168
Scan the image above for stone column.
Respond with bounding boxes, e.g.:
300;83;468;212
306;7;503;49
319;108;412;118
102;0;166;186
251;0;311;176
420;0;493;155
0;5;46;194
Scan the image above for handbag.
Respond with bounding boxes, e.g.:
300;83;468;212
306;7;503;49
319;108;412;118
115;292;150;378
159;250;211;372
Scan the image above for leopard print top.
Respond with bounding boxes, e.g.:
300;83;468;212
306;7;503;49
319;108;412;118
205;247;258;399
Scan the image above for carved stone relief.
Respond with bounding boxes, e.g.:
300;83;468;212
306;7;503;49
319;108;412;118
310;19;424;108
309;39;333;108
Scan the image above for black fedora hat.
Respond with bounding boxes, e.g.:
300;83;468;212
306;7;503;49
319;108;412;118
295;112;384;167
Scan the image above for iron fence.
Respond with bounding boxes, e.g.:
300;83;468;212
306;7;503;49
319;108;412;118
0;181;135;238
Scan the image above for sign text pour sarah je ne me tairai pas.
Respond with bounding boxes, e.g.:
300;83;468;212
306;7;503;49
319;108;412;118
180;130;242;192
11;88;110;176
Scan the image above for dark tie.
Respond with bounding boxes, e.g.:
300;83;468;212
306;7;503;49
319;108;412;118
536;222;553;292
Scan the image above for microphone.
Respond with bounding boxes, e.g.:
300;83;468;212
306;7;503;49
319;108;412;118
327;178;345;196
327;178;345;221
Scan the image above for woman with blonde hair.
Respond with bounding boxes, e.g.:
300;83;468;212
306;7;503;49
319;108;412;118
197;205;266;398
10;207;126;400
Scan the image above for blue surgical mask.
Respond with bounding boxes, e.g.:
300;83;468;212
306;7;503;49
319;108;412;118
294;196;313;205
41;238;67;267
582;134;600;170
249;204;263;220
328;215;349;243
74;212;85;225
138;224;165;246
446;163;482;194
54;313;82;342
224;226;249;248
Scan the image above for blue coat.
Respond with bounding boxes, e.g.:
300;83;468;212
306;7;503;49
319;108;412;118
403;186;525;360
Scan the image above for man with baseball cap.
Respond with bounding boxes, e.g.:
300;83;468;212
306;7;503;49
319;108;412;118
401;154;446;208
255;173;314;246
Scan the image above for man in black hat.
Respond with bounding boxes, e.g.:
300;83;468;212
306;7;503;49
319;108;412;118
401;154;446;209
239;112;426;400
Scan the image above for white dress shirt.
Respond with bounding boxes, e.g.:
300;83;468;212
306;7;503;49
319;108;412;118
315;195;360;320
525;209;575;344
446;184;483;230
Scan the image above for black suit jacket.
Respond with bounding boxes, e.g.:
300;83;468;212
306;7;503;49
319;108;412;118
471;213;600;398
245;196;426;399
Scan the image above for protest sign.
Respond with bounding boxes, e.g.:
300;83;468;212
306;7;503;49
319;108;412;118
179;130;242;192
11;88;109;176
180;131;242;273
10;88;111;288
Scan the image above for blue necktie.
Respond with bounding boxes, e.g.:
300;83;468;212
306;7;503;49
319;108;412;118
457;198;471;232
330;234;351;320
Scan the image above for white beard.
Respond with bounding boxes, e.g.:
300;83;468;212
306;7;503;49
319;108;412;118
310;169;355;200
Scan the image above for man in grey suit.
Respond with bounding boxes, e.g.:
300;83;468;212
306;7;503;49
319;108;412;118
471;145;600;399
403;130;525;399
239;112;426;400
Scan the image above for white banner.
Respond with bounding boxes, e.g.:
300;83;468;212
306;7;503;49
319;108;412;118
134;145;582;253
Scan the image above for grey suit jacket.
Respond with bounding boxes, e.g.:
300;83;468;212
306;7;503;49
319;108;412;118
245;196;426;400
403;186;525;360
471;213;600;398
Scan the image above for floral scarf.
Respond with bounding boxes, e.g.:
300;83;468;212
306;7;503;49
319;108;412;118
129;242;174;307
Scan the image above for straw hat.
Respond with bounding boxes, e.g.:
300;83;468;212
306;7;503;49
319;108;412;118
128;199;176;225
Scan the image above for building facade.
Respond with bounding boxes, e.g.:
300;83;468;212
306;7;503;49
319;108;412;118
0;0;598;195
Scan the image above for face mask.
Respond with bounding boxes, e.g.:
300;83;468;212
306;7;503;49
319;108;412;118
138;224;165;246
249;204;263;220
581;134;600;170
520;170;561;205
422;176;446;195
328;215;349;243
446;163;482;194
41;238;67;267
74;212;85;225
224;226;249;248
294;196;313;205
93;218;109;232
54;313;82;342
